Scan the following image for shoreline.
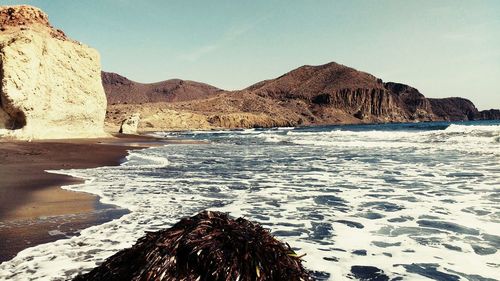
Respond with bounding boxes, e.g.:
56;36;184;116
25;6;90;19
0;135;165;263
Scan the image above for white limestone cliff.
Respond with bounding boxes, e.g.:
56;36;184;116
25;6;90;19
0;5;107;139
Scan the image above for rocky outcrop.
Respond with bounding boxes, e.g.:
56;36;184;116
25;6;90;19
0;5;67;40
309;88;406;121
428;98;479;121
383;82;434;120
208;112;294;128
105;103;213;132
478;109;500;120
429;98;500;121
102;71;224;105
0;5;107;139
119;113;140;134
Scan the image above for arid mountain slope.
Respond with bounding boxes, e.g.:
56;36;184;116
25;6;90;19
246;62;383;93
102;72;224;104
236;62;436;124
103;62;499;132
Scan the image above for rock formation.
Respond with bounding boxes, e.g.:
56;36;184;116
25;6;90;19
428;97;500;121
74;211;312;281
478;109;500;120
428;97;478;121
0;5;107;139
103;63;499;132
383;82;434;120
119;113;140;134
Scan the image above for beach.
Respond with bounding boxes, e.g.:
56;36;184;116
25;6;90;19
0;135;161;262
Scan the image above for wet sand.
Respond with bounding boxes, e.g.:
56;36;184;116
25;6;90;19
0;135;164;262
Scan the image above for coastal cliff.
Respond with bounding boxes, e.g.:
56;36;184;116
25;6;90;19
103;62;499;131
428;97;500;121
0;5;107;139
478;109;500;120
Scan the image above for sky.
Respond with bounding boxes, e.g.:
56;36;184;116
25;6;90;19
4;0;500;109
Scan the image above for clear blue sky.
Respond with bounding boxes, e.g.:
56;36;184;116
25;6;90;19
4;0;500;109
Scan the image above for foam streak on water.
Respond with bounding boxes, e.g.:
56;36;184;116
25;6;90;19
0;121;499;280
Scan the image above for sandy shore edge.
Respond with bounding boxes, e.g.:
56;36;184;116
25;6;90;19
0;134;168;263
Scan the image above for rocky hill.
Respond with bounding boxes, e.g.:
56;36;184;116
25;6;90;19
103;62;499;132
236;62;436;124
102;72;224;104
428;98;479;121
477;109;500;120
0;5;107;139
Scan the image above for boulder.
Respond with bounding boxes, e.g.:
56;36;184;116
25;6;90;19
119;113;140;134
0;5;107;139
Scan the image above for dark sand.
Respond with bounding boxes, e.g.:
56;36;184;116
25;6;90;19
0;135;166;262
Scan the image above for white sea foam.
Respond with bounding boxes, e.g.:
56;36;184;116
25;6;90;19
124;148;170;168
277;126;295;130
1;122;499;280
444;124;500;133
281;124;500;156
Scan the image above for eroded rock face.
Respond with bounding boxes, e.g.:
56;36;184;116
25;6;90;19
119;113;140;134
428;97;479;121
478;109;500;120
384;82;434;121
0;5;107;139
208;112;294;128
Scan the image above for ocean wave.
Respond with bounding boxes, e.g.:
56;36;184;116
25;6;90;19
279;123;500;155
124;149;170;168
444;124;500;133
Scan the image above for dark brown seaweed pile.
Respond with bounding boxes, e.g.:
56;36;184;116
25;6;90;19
74;211;313;281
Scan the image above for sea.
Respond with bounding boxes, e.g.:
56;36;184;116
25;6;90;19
0;120;499;281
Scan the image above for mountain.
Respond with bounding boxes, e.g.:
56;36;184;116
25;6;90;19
246;62;384;93
102;72;224;104
102;62;499;132
236;62;436;124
